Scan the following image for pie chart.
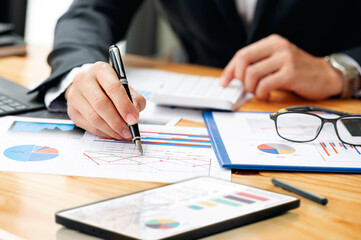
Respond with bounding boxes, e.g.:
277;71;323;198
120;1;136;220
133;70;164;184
257;143;295;155
4;145;59;162
145;219;180;229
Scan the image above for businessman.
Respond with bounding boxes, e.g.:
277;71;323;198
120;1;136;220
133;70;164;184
32;0;361;140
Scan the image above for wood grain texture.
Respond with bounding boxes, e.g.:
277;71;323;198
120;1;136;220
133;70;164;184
0;46;360;240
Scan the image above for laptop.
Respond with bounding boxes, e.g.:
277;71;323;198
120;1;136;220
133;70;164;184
0;76;45;117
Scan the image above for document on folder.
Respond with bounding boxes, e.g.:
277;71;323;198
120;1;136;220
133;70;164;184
203;111;361;173
0;116;230;183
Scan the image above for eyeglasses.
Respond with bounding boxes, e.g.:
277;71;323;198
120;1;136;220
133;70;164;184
270;106;361;146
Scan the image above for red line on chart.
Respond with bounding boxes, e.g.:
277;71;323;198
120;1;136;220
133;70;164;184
84;153;100;165
140;131;208;138
107;154;144;163
320;143;330;156
83;154;144;163
329;143;338;154
83;153;210;168
86;152;210;163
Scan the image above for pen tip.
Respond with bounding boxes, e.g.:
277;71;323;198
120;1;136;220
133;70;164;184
135;140;143;155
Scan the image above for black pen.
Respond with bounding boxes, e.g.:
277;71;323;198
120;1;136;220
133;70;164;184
109;45;143;155
272;178;328;205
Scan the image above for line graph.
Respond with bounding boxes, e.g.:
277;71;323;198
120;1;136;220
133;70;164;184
80;125;216;178
83;150;210;172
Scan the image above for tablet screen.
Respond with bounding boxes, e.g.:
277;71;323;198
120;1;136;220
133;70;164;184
56;177;298;239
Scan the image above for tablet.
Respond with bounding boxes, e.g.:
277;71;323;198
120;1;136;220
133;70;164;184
56;177;299;240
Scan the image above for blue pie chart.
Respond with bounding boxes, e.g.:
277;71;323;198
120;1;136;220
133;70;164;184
4;145;59;162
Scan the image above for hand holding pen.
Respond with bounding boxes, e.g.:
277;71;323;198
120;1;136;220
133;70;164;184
64;49;146;142
109;45;143;154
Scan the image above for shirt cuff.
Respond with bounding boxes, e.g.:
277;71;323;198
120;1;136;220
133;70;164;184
44;63;93;112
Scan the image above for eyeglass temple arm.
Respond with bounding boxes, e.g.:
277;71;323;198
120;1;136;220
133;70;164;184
284;106;349;116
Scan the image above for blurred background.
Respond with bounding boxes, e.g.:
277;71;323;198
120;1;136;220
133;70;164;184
0;0;181;61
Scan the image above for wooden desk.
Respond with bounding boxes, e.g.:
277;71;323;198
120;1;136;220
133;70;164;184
0;46;360;240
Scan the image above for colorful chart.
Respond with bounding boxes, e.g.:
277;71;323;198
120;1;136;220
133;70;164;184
188;191;270;211
4;145;59;162
145;219;180;229
257;143;295;155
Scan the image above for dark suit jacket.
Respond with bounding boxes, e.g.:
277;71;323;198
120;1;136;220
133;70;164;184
32;0;361;99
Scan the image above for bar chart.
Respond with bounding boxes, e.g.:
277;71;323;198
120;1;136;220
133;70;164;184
187;191;270;211
317;141;361;162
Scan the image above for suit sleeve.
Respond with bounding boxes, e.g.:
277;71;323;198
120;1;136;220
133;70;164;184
30;0;143;99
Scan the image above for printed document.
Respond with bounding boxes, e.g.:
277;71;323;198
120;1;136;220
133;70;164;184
0;116;230;182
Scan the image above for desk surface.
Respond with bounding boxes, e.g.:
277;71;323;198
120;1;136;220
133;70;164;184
0;46;360;240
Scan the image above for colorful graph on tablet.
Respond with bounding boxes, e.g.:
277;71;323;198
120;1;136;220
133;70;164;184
4;145;59;162
257;143;295;155
145;219;180;229
188;191;270;211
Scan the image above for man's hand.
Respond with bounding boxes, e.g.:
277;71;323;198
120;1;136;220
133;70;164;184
220;34;344;101
65;61;146;139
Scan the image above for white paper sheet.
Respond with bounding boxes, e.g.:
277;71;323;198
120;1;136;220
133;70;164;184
0;117;230;183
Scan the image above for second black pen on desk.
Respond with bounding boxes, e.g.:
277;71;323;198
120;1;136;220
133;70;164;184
109;45;143;155
272;178;328;205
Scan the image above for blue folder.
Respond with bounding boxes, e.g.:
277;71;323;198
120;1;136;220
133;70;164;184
203;111;361;173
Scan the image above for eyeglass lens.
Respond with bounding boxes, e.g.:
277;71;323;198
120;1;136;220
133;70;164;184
276;113;361;145
276;113;322;141
336;117;361;145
